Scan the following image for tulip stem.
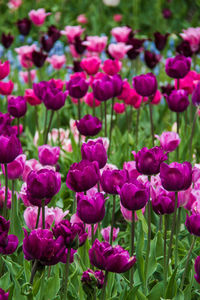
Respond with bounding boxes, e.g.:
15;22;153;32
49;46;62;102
3;163;8;219
149;102;154;147
163;214;168;294
35;106;39;134
110;195;116;245
101;270;108;300
30;260;38;284
10;180;15;234
63;247;71;299
78;98;81;120
180;236;196;290
17;118;20;137
189;109;198;162
42;200;45;229
35;207;41;229
135;107;140;150
104;101;107;137
176;113;180;161
91;224;95;245
130;211;135;286
108;98;115;157
93;97;96;117
144;198;152;293
45;110;54;144
43;108;48;144
175;207;181;268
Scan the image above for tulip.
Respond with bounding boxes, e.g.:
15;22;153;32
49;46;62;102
24;89;41;106
126;37;144;60
61;25;85;43
32;50;47;68
0;216;18;255
144;50;161;69
162;8;172;19
102;59;122;75
43;86;67;111
133;73;157;97
1;33;14;49
81;56;101;75
67;76;89;99
176;40;193;57
48;25;61;42
47;55;66;70
192;82;200;106
113;14;122;22
77;14;88;24
92;75;114;101
0;135;21;164
166;89;189;113
0;61;10;80
161;83;175;96
0;186;12;209
20;70;36;84
175;71;200;95
29;8;51;26
84;93;101;108
123;161;140;180
113;102;125;114
0;80;14;95
76;114;102;136
81;269;104;294
1;154;26;180
185;214;200;236
83;36;107;53
101;226;119;242
41;36;54;52
108;42;132;60
111;26;132;43
154;32;169;51
81;140;107;169
8;96;27;118
165;55;191;79
100;169;127;194
194;256;200;284
180;27;200;52
66;160;100;192
160;162;192;191
38;145;60;166
0;288;9;300
151;185;175;215
17;18;31;35
155;131;181;152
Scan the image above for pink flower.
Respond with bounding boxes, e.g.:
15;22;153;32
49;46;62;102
178;187;195;210
113;102;125;114
22;159;42;182
111;26;132;43
0;61;10;80
118;80;131;100
102;59;122;75
124;88;142;109
81;56;101;75
48;128;69;144
61;25;85;43
77;14;88;24
8;0;22;10
123;161;141;180
19;183;31;206
84;92;101;108
155;131;181;152
47;55;66;70
108;43;132;60
83;36;108;53
15;45;36;68
120;203;145;222
0;186;11;209
38;145;60;166
1;154;26;180
12;124;23;136
0;80;14;95
19;70;36;84
180;27;200;52
70;213;98;240
175;71;200;94
69;45;80;58
88;137;109;152
113;14;122;22
24;89;41;106
151;90;162;105
62;139;73;153
29;8;51;26
49;79;65;90
101;226;119;242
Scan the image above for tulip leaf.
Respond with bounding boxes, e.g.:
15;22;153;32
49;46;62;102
136;209;148;234
147;281;163;300
44;265;60;300
136;221;145;286
165;267;178;298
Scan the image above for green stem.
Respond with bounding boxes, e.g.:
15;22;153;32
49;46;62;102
175;207;181;268
63;247;71;299
144;199;151;292
104;101;107;137
189;109;198;162
149;102;155;147
30;260;38;285
42;200;45;229
108;98;115;157
130;211;135;286
35;207;41;229
10;180;15;234
91;224;95;245
45;110;54;144
78;98;81;120
110;195;116;245
101;270;109;300
35;106;39;134
135;107;140;150
3;164;8;219
43;108;48;144
176;112;180;161
17;118;20;137
163;214;168;294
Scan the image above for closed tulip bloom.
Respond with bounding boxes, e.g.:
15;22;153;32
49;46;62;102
135;147;167;176
33;81;49;101
0;135;21;164
53;219;87;249
133;73;157;97
83;36;107;53
1;154;26;180
0;80;14;95
126;37;144;60
92;75;114;101
29;8;51;26
1;33;14;49
8;96;27;118
151;185;175;215
48;25;61;42
160;162;192;191
17;18;31;35
89;239;136;273
100;169;127;194
81;269;104;291
185;214;200;236
81;140;107;169
112;74;123;97
32;50;47;68
144;50;161;69
102;59;122;75
194;256;200;284
84;92;101;108
165;55;191;79
66;160;100;192
166;89;189;112
0;187;12;209
38;145;60;166
155;131;181;152
123;161;141;180
0;113;12;135
113;102;125;114
76;114;102;136
0;61;10;80
0;216;18;255
192;82;200;106
81;56;101;75
0;288;9;300
111;26;132;43
24;89;41;106
154;32;169;51
77;192;105;224
67;76;89;99
43;87;67;111
108;43;132;60
119;180;149;211
176;40;193;57
61;25;85;44
27;169;61;206
101;226;119;242
41;36;54;52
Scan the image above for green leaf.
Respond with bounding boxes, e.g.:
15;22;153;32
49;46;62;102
136;210;148;234
148;281;163;300
45;265;60;299
136;221;145;286
165;267;178;298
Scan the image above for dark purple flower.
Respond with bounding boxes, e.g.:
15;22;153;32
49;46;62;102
92;75;114;101
176;40;193;57
0;216;18;255
8;96;27;118
144;50;161;69
74;36;87;55
162;8;172;19
0;288;9;300
100;169;127;195
161;83;175;96
135;147;167;175
33;81;49;101
165;55;191;79
154;32;169;51
151;186;175;215
1;33;14;49
89;239;136;273
185;214;200;237
73;60;83;72
0;135;21;163
126;38;144;60
76;114;102;136
48;25;61;42
81;140;107;169
0;112;13;135
160;162;192;191
81;269;104;292
112;74;123;97
41;35;54;52
133;73;157;97
43;86;67;110
67;76;89;99
66;160;100;192
166;89;189;112
32;50;47;68
17;18;31;36
192;82;200;106
194;256;200;284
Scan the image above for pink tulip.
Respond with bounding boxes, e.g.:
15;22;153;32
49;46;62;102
15;45;36;68
70;213;98;240
24;89;41;106
1;154;26;180
101;226;119;242
155;131;181;152
113;102;125;114
178;187;196;210
108;43;132;60
12;124;23;136
29;8;51;26
49;128;69;144
88;137;109;152
124;88;142;109
77;14;88;24
0;80;14;95
69;45;80;58
49;78;65;90
84;92;101;108
123;161;141;180
180;27;200;52
120;203;145;222
62;139;73;153
83;36;108;53
113;14;122;22
81;56;101;75
38;145;60;166
61;25;85;43
175;71;200;94
118;80;131;100
22;159;42;182
0;61;10;80
19;70;36;84
19;183;31;207
102;59;122;75
0;186;11;209
8;0;22;10
151;90;162;105
111;26;132;43
47;55;66;69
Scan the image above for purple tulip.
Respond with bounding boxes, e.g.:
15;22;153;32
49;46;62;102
0;216;18;255
33;81;49;101
27;168;61;206
0;112;13;135
154;32;169;51
66;160;100;192
52;219;87;249
48;25;61;42
89;239;136;273
43;86;67;111
151;185;175;215
38;145;60;166
1;154;26;180
166;89;189;112
112;74;123;97
81;140;107;169
8;96;27;118
185;214;200;237
165;55;191;79
176;40;193;57
0;135;21;164
126;37;145;60
41;36;54;52
155;131;181;152
76;114;102;137
161;83;175;96
1;33;14;49
135;147;167;175
17;18;31;36
0;288;9;300
101;226;119;242
160;162;192;191
77;192;105;224
32;50;47;68
144;50;161;69
133;73;157;97
123;161;141;180
81;269;105;291
194;256;200;284
92;75;114;101
192;82;200;106
119;180;149;211
100;169;127;194
67;76;89;99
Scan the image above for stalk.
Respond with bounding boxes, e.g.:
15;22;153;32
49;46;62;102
10;180;15;233
17;118;20;137
93;97;96;117
45;110;54;144
110;195;116;245
144;198;152;292
189;109;198;162
163;214;168;294
175;207;181;268
35;207;41;229
101;270;109;300
42;199;45;229
43;108;48;144
135;107;140;150
149;101;155;146
176;113;180;161
3;164;8;219
108;98;115;156
35;106;39;134
63;247;71;299
104;101;107;137
130;211;135;285
30;260;38;285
